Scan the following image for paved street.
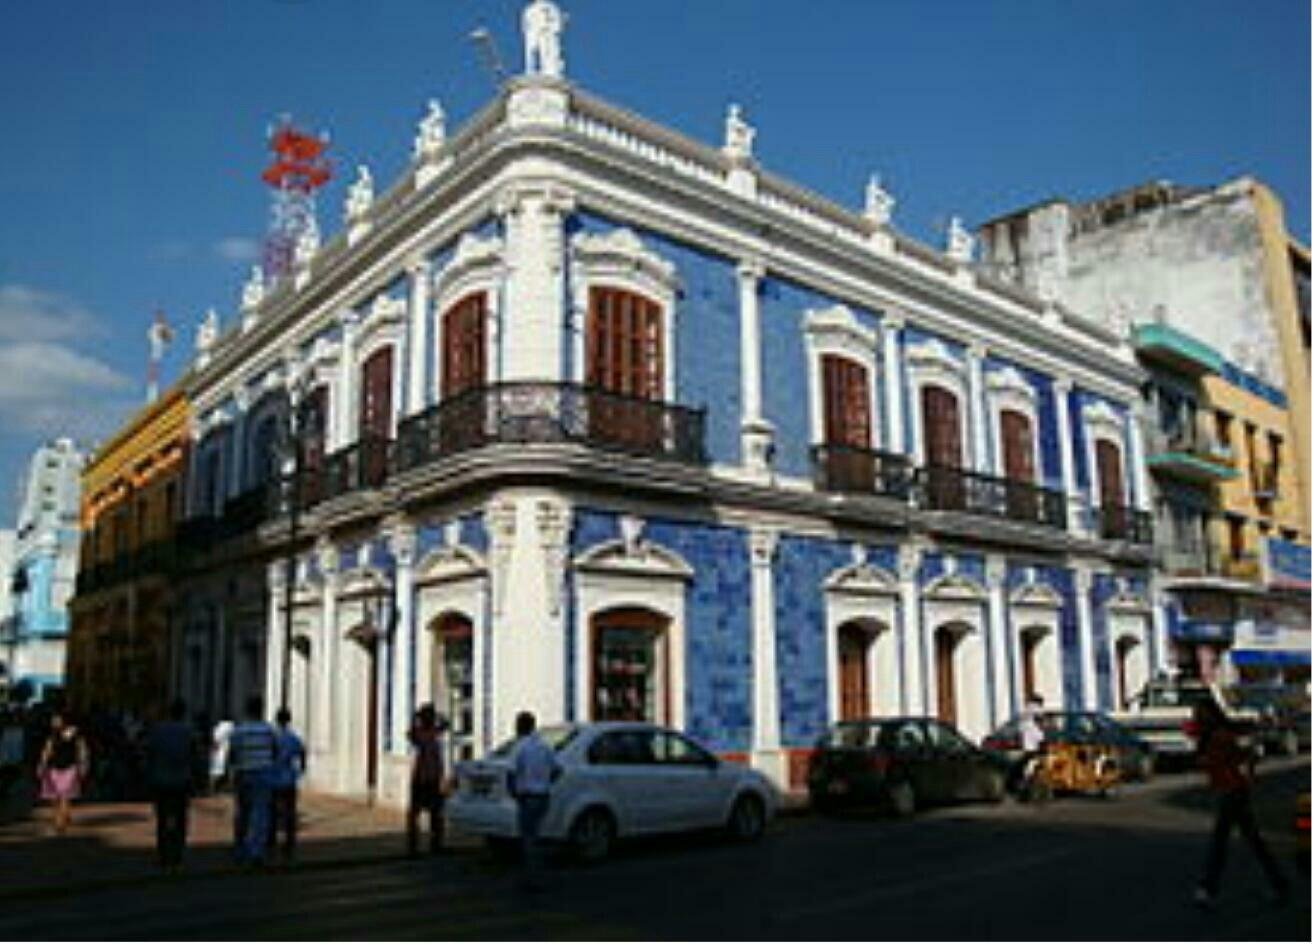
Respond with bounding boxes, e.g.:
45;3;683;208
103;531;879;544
1;758;1308;940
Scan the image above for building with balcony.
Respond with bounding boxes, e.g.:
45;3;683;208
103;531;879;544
171;2;1157;804
66;386;191;719
1;438;85;705
980;180;1312;685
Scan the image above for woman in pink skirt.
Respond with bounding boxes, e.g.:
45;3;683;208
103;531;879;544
37;713;89;834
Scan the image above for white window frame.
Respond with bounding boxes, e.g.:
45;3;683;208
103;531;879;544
353;294;408;441
907;337;970;468
823;560;898;724
987;366;1042;484
1083;399;1130;508
803;304;880;450
431;234;506;400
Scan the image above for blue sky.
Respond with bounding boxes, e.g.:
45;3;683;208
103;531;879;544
0;0;1308;523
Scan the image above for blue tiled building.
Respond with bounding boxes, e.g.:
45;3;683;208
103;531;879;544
171;3;1159;805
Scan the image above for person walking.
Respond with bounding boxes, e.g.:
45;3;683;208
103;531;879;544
406;704;449;857
210;716;234;794
268;708;306;865
36;711;89;835
1192;695;1289;908
228;696;277;868
145;699;195;871
508;711;557;891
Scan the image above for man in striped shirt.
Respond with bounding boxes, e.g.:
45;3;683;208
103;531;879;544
229;695;278;867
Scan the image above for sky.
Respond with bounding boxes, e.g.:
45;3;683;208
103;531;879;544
0;0;1308;524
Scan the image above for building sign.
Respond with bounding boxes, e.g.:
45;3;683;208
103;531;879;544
1264;537;1311;591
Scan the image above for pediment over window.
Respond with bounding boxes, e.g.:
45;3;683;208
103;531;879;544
1107;590;1151;614
1010;582;1062;609
1082;399;1124;439
435;234;506;297
339;566;390;599
986;366;1035;403
803;304;877;353
923;572;987;601
570;228;678;296
573;538;694;581
416;544;487;585
824;562;898;596
907;337;965;376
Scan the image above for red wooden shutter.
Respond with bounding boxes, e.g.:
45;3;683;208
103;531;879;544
1000;410;1035;482
586;288;663;399
1095;439;1124;507
837;624;872;720
922;386;962;468
821;355;871;447
441;293;486;398
359;347;393;486
935;629;957;725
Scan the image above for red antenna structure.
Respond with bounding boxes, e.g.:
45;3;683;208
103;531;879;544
261;116;332;282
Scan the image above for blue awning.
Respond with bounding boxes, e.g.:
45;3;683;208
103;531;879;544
1229;649;1310;667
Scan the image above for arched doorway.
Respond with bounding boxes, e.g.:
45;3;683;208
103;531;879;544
930;621;988;737
836;620;876;720
344;618;383;795
430;612;475;762
590;607;670;723
1112;630;1149;709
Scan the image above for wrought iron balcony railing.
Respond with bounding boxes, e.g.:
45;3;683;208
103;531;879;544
810;445;915;499
1094;503;1155;544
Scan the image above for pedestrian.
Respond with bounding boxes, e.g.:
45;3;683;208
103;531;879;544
145;699;195;871
268;708;306;865
1013;693;1047;797
210;716;234;794
228;696;277;868
1192;695;1289;908
406;704;449;857
507;711;557;891
36;711;89;835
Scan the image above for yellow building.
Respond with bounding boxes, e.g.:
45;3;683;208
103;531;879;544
66;385;191;717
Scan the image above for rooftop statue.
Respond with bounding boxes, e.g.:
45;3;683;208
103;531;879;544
196;308;219;355
345;165;374;222
241;265;265;310
523;0;566;78
864;174;895;226
294;219;321;267
413;99;447;161
723;103;755;162
946;216;975;263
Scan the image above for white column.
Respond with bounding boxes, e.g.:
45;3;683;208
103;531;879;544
749;526;783;785
967;342;989;471
1074;566;1097;710
880;314;906;454
387;519;418;751
335;311;360;449
985;555;1011;726
897;544;923;714
265;562;286;712
473;577;491;754
1150;580;1172;676
496;184;575;382
1053;377;1081;535
1128;404;1152;514
405;258;431;416
737;259;775;477
314;541;339;755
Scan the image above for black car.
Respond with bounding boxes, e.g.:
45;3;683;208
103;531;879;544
808;717;1009;816
983;710;1155;781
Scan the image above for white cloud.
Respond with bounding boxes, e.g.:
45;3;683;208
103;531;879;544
0;285;103;343
214;237;260;262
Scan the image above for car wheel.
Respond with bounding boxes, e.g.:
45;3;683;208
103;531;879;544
980;769;1006;803
886;780;916;818
728;793;766;842
568;807;615;865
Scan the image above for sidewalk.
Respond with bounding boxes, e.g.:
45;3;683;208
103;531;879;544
0;784;420;900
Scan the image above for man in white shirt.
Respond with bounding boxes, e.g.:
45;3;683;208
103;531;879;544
509;711;557;890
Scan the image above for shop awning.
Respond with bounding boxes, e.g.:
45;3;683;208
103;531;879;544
1229;649;1311;667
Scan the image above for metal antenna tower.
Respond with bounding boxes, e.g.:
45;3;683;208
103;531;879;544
261;116;332;283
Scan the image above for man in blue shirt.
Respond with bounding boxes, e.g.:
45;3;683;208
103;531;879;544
229;695;277;867
269;707;306;864
509;711;557;891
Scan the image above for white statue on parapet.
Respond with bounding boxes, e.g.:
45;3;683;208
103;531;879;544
294;219;320;268
723;103;755;162
196;308;219;366
413;100;447;161
241;265;265;311
864;174;895;226
523;0;566;78
345;165;374;222
946;216;975;263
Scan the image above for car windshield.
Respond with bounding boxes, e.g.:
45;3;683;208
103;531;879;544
488;725;580;758
824;722;880;748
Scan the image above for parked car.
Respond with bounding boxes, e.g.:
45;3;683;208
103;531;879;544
1224;683;1309;756
807;717;1009;816
447;722;776;863
983;711;1156;782
1108;676;1259;764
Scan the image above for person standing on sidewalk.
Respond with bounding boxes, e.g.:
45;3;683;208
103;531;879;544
508;711;557;891
268;708;306;865
209;716;234;794
228;696;277;868
406;704;448;857
36;711;89;835
145;699;195;871
1192;695;1289;908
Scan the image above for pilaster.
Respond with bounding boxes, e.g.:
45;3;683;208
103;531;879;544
880;314;906;455
1074;566;1097;710
737;259;775;478
386;518;418;751
985;555;1011;726
897;542;924;715
335;310;360;450
314;539;340;755
405;258;431;416
266;561;286;714
967;342;989;472
1053;377;1081;536
749;525;784;788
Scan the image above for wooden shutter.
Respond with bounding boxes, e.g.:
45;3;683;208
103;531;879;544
1001;409;1036;521
922;386;964;509
586;287;663;399
1095;439;1123;506
822;355;872;447
441;293;487;398
935;629;957;725
837;623;872;720
359;347;393;486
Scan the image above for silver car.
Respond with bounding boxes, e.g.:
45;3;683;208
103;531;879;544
447;722;776;862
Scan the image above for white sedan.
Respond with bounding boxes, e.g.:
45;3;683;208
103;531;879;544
448;722;776;862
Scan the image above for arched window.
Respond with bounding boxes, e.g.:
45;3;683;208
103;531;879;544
822;355;873;491
359;347;394;486
837;621;875;720
441;293;486;398
586;288;665;451
1000;409;1037;520
922;385;964;509
590;607;669;724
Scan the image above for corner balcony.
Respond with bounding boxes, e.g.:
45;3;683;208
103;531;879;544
1132;323;1224;377
809;446;1068;533
275;383;708;514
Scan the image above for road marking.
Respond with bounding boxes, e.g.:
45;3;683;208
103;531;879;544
774;846;1072;923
